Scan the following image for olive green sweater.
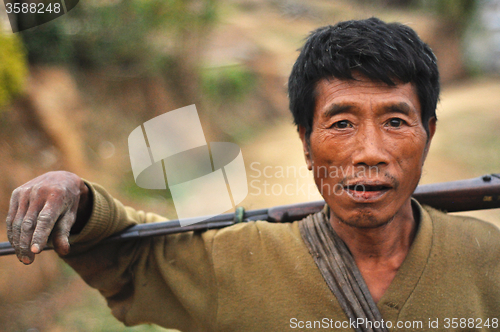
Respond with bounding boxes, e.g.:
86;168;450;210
64;182;500;331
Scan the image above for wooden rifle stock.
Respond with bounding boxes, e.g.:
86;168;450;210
1;174;500;256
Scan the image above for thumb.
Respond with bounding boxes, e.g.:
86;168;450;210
50;209;76;256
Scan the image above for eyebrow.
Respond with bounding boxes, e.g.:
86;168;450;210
322;102;416;119
387;102;414;116
322;104;354;119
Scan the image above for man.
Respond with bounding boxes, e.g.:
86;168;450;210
6;18;500;331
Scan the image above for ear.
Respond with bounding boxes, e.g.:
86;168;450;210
299;125;313;170
423;117;437;161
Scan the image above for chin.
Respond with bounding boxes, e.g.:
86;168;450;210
333;209;395;229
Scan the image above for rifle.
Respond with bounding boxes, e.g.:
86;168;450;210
1;174;499;257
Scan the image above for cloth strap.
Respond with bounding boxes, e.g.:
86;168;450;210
299;210;389;332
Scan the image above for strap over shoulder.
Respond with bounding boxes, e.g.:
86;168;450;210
299;209;388;332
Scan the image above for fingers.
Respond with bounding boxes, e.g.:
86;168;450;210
9;189;30;263
30;198;67;255
9;187;70;264
51;209;76;256
18;198;44;263
6;189;20;245
47;199;78;256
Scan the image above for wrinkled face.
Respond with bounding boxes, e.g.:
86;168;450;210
300;76;436;228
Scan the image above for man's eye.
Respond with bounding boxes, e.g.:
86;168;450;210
332;120;352;129
387;118;404;128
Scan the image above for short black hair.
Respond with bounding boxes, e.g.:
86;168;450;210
288;17;439;138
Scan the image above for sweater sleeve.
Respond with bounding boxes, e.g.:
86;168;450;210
62;182;219;332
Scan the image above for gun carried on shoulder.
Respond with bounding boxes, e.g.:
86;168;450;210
1;174;499;256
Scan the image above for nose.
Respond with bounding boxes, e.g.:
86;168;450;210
351;124;390;168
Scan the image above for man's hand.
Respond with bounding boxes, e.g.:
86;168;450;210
5;171;90;264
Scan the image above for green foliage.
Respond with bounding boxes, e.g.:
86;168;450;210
366;0;477;23
418;0;477;25
21;21;74;64
67;0;165;71
201;65;256;102
136;0;217;31
0;32;27;110
20;0;218;73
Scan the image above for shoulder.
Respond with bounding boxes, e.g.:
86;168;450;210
212;220;306;254
423;205;500;242
422;205;500;265
208;219;323;298
209;220;314;275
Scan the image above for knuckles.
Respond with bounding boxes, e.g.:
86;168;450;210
21;218;35;232
37;212;54;224
11;222;22;234
34;222;52;235
14;172;81;201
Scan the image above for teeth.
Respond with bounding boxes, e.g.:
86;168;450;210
346;185;388;191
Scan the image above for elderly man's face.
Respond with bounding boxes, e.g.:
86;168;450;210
300;76;436;228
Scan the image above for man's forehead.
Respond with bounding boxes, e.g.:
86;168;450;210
315;74;414;92
313;76;421;114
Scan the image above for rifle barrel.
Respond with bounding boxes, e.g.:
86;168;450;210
412;174;500;212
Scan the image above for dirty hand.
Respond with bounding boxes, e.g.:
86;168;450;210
6;171;90;264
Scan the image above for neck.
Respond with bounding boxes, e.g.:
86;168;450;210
329;199;418;302
330;199;417;263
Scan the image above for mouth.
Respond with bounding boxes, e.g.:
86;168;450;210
343;181;392;202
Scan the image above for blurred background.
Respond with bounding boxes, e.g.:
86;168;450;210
0;0;499;330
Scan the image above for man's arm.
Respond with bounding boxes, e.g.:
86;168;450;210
62;179;219;330
5;171;219;330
